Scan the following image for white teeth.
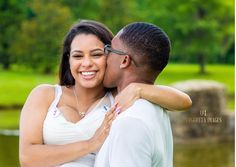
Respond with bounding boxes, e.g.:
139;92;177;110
81;71;96;76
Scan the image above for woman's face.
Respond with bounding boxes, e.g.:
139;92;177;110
69;34;107;89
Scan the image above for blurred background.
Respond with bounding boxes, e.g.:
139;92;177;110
0;0;234;166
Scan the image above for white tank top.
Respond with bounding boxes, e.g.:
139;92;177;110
43;85;114;167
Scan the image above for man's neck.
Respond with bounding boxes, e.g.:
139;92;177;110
117;75;152;93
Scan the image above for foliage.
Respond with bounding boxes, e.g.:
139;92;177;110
0;0;234;73
153;0;234;73
10;0;73;73
98;0;135;33
127;0;234;73
60;0;136;33
0;0;27;69
60;0;100;20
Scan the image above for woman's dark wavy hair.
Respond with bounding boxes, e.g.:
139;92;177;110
59;20;114;86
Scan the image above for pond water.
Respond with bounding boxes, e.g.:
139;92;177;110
0;135;19;167
174;141;234;167
0;135;234;167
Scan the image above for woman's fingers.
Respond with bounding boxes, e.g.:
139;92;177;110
89;105;119;151
101;105;118;133
103;106;116;126
105;105;116;117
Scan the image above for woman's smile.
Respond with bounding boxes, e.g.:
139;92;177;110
80;71;97;80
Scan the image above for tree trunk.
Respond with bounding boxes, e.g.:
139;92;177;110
198;54;206;74
2;62;10;70
1;42;10;70
43;66;52;74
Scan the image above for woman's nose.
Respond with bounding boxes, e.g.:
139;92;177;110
81;56;93;67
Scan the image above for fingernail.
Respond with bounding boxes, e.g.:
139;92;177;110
115;107;122;114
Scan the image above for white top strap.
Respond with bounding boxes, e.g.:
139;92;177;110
108;92;115;105
48;84;62;111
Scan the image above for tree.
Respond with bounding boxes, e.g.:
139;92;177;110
61;0;137;33
10;0;73;73
152;0;234;74
0;0;27;69
60;0;100;20
99;0;135;33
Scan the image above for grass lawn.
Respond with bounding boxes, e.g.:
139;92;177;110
157;64;234;94
156;64;235;110
0;110;20;129
0;70;57;107
0;64;234;129
0;64;234;108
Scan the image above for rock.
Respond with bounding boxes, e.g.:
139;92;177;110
169;80;234;141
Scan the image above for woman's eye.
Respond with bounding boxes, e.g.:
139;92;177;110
92;52;104;58
72;54;83;58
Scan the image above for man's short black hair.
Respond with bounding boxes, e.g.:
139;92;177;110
119;22;170;76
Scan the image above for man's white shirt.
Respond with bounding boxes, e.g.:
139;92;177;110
94;99;173;167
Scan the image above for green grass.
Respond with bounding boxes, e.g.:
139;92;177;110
0;64;234;129
0;64;234;108
0;110;20;129
156;64;235;110
0;70;56;107
156;64;234;94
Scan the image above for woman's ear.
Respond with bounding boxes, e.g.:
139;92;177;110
120;55;132;69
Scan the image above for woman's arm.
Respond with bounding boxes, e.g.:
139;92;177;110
115;83;192;112
19;85;116;167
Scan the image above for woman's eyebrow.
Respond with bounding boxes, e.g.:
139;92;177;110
70;48;104;55
70;50;83;54
90;48;104;52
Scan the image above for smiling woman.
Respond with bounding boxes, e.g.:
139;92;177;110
19;20;117;167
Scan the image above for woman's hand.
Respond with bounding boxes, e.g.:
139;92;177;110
114;83;141;113
88;105;117;151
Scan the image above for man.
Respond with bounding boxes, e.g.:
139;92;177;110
94;22;173;167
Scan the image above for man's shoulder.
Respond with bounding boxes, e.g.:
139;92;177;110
132;99;164;112
116;99;166;124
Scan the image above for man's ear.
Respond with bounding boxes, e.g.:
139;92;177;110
120;55;132;69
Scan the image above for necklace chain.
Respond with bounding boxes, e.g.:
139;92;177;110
73;86;86;118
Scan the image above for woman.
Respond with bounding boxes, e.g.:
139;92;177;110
19;20;191;167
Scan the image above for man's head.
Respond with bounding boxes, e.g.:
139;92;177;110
103;22;171;91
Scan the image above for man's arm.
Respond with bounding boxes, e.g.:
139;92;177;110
108;117;156;167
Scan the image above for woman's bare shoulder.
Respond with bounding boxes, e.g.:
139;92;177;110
20;84;58;120
31;84;55;95
26;84;56;106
